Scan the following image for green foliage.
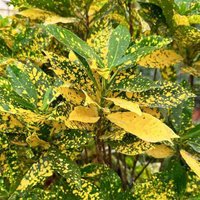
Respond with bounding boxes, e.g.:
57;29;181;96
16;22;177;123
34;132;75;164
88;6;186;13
0;0;200;199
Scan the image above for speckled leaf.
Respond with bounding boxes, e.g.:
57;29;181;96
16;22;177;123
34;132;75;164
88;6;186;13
116;36;172;70
123;81;195;108
108;24;131;70
0;174;8;198
54;129;94;150
132;173;177;199
17;154;53;192
45;51;94;92
170;98;194;134
48;148;81;186
180;149;200;178
12;27;37;52
138;49;183;69
111;75;160;92
81;163;123;200
10;0;73;17
107;134;154;155
107;112;179;143
0;37;12;60
6;65;38;107
173;26;200;60
44;25;104;67
64;178;102;200
160;65;177;81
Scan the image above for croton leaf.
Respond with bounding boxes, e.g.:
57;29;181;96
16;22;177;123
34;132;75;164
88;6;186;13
69;106;100;123
108;24;131;70
123;81;195;108
0;37;12;62
81;163;124;200
17;154;53;192
44;25;104;67
10;0;73;17
106;134;154;155
45;51;94;93
54;129;94;150
6;64;38;107
137;49;183;69
48;148;81;186
105;98;142;116
180;149;200;178
146;144;174;158
107;112;179;143
110;74;160;93
132;173;178;199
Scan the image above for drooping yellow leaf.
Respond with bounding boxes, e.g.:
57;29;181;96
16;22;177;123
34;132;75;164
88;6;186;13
107;112;179;143
82;90;99;107
146;144;174;158
138;49;183;69
69;106;100;123
26;133;50;149
106;98;142;116
180;149;200;178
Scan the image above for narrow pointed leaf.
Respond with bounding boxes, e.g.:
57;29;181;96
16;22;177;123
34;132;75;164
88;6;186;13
108;25;131;70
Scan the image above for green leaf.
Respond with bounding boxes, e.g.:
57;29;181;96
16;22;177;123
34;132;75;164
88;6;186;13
164;158;188;195
48;148;81;187
0;37;12;62
181;124;200;140
189;140;200;153
111;75;160;92
122;81;195;108
44;25;104;67
91;0;118;23
16;154;53;192
106;134;154;155
13;27;37;52
108;24;131;70
6;65;38;107
81;163;124;200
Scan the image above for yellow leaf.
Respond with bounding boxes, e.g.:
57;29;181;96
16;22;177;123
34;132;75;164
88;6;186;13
69;106;100;123
26;133;50;149
138;49;183;69
106;98;142;116
107;112;179;142
44;16;79;25
146;144;174;158
82;90;99;107
96;68;110;79
180;149;200;178
55;86;85;105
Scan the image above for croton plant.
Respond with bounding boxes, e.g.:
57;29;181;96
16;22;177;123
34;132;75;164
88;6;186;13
0;0;200;199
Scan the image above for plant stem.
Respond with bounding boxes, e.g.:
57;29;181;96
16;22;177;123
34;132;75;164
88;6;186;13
123;155;128;190
154;68;157;81
108;145;112;168
85;147;89;163
128;0;133;36
130;154;139;188
159;158;164;171
189;74;194;87
133;158;154;182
